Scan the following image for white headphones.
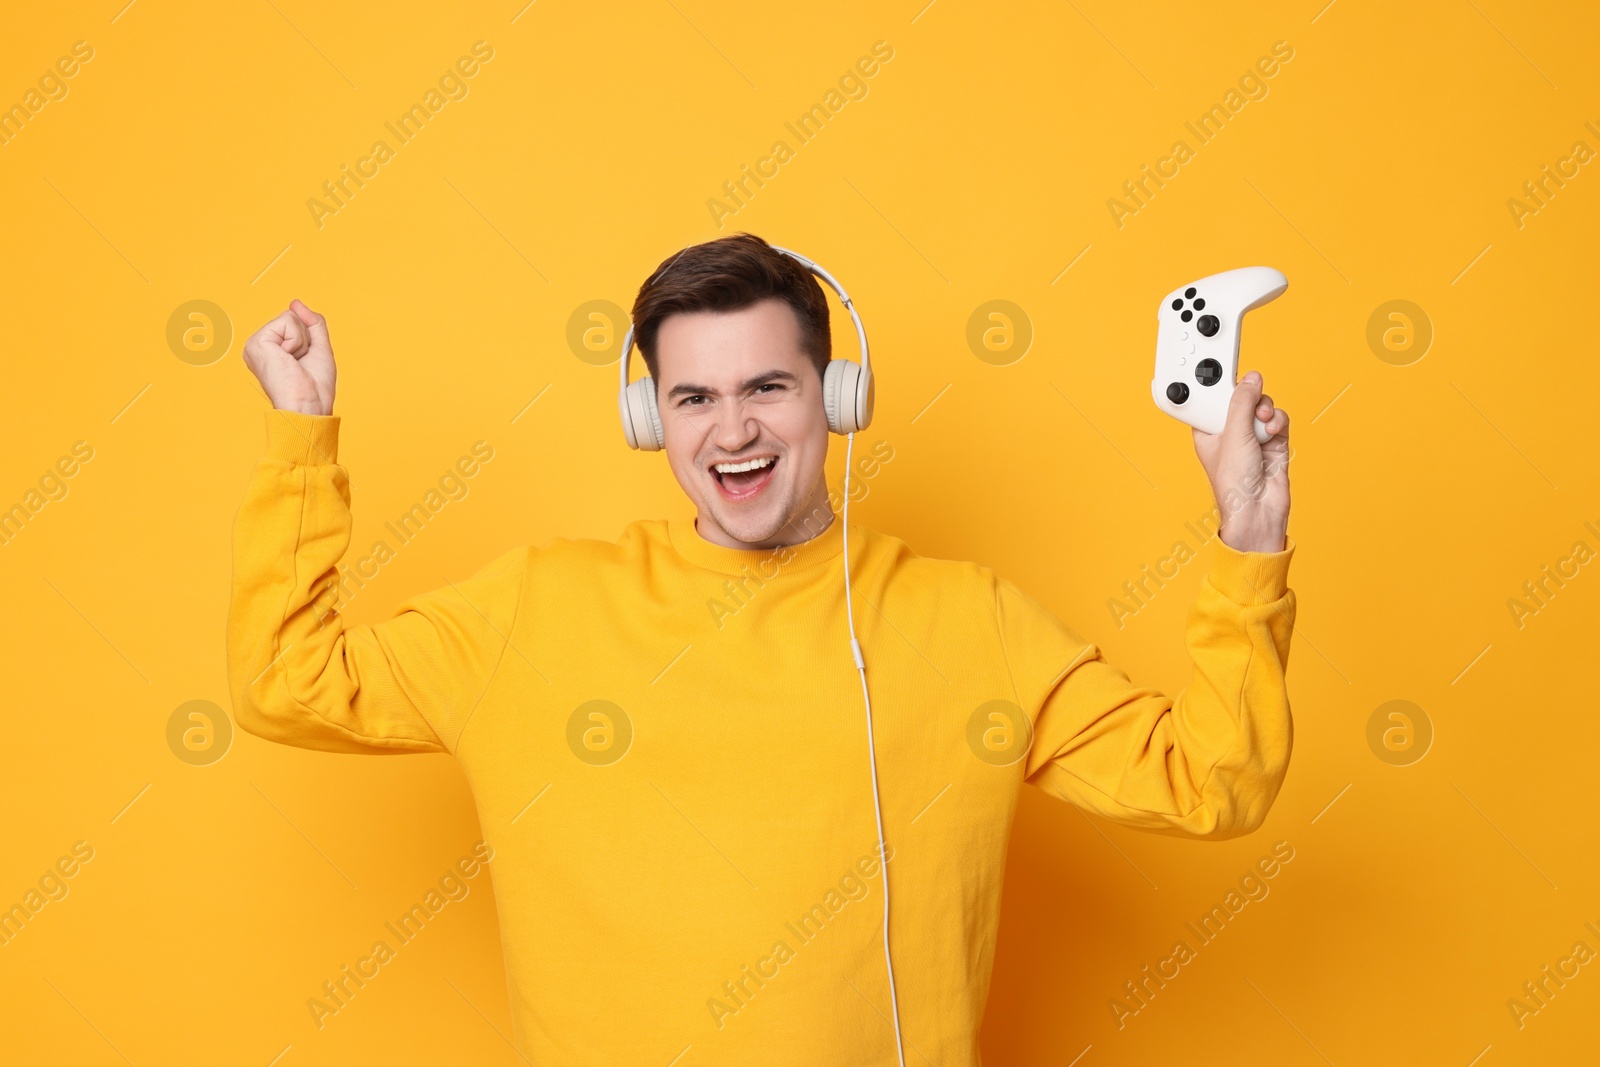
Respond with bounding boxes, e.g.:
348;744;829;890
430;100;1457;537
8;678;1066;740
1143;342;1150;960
616;245;875;450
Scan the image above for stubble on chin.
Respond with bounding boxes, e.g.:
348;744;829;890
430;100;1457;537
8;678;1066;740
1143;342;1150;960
708;496;791;546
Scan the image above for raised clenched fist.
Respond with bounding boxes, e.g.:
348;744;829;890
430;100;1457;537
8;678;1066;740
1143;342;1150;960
242;299;336;416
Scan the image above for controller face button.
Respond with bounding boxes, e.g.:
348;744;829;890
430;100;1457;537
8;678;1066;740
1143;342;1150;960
1195;358;1223;385
1181;310;1193;322
1196;314;1220;337
1166;381;1190;404
1171;298;1183;310
1184;287;1197;298
1194;298;1205;310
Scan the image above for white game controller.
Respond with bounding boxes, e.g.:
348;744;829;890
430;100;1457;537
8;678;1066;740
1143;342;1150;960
1151;266;1287;444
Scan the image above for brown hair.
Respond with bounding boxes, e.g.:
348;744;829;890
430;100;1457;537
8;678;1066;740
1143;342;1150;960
630;232;831;382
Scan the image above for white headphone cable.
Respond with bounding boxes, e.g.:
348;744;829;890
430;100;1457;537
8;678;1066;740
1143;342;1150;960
841;431;907;1067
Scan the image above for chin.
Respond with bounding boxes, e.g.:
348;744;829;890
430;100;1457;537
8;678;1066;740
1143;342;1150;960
696;453;796;543
705;499;792;545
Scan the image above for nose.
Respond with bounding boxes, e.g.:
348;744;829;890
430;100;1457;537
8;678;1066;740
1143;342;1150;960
709;395;760;453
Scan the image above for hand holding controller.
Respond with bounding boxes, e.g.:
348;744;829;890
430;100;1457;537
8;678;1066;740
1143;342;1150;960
1151;267;1287;443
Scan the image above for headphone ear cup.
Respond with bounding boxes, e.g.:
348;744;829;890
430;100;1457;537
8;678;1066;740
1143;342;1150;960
645;384;664;449
823;359;852;434
823;359;873;434
622;377;665;451
855;364;874;432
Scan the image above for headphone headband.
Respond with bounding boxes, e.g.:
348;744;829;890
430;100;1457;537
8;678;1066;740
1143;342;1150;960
618;244;871;407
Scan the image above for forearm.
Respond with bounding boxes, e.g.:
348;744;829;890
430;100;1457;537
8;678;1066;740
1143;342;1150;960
1217;506;1287;554
225;411;445;754
1167;536;1296;836
1021;538;1297;838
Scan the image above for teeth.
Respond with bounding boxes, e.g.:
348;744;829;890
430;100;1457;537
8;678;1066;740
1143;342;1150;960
714;456;774;474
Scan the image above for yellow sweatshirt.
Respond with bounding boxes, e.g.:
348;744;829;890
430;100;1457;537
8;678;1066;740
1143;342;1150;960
228;410;1297;1065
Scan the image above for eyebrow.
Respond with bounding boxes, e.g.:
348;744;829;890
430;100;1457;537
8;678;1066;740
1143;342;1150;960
666;369;799;401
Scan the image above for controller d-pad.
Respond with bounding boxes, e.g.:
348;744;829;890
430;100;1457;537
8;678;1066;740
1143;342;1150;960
1166;382;1189;404
1194;358;1223;386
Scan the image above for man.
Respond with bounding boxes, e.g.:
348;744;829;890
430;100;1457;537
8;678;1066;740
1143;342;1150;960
229;232;1295;1064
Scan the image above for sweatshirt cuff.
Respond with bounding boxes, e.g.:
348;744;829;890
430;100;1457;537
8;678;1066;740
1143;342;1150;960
265;410;340;466
1206;534;1295;606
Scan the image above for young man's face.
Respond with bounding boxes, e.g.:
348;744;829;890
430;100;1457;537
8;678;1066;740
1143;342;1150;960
653;298;832;549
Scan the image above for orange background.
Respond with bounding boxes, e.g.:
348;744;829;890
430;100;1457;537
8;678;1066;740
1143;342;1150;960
1;1;1596;1064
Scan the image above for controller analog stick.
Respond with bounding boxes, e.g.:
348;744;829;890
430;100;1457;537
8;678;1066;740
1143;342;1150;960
1166;382;1189;405
1196;314;1220;337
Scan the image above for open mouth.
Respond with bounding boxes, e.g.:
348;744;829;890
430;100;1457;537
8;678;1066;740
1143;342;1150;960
711;455;778;502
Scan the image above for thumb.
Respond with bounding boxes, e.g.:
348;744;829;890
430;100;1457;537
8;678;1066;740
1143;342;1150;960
1226;370;1264;440
290;298;332;356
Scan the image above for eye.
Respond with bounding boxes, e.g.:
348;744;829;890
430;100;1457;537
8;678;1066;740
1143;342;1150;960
678;394;708;407
756;383;783;394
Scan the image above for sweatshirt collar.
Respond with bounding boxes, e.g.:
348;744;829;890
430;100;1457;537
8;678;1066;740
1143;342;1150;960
666;515;846;576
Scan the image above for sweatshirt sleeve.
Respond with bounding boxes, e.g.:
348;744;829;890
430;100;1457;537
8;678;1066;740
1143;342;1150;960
998;536;1296;839
225;410;527;755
